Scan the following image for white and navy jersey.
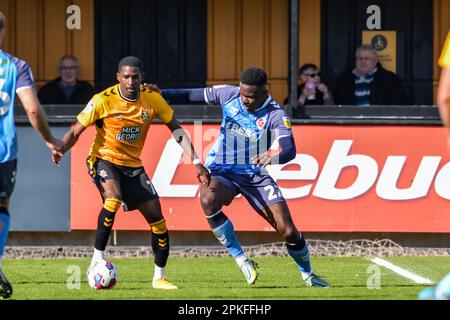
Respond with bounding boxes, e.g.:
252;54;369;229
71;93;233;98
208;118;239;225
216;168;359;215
203;85;293;174
0;51;35;163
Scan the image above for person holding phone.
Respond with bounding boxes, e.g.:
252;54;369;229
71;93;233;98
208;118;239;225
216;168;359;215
283;64;335;116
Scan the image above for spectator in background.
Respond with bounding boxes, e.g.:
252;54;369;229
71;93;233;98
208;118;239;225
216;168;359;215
38;55;94;104
334;44;407;106
284;64;334;118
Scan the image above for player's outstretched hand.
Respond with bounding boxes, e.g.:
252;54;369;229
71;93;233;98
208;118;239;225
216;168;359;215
46;136;64;166
52;151;63;166
195;164;211;186
142;83;161;93
251;153;272;167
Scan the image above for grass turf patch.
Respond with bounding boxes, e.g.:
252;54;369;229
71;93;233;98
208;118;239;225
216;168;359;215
2;256;448;300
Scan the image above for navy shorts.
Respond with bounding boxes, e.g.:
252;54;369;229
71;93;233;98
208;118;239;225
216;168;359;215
211;170;285;212
86;157;159;211
0;159;17;201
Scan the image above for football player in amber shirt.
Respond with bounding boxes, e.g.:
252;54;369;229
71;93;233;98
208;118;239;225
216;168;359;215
438;31;450;129
53;56;210;290
417;32;450;300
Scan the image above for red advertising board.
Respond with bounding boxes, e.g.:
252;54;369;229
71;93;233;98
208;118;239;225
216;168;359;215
71;124;450;232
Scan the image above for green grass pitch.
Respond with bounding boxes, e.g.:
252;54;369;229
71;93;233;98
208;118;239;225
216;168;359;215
2;256;449;300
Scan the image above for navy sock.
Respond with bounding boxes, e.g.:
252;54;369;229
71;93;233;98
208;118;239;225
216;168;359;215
206;210;228;229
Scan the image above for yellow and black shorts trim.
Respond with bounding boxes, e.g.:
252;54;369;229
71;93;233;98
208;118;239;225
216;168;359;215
86;155;97;177
86;156;119;182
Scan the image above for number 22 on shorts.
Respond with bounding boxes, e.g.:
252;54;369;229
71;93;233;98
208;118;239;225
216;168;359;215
264;185;280;201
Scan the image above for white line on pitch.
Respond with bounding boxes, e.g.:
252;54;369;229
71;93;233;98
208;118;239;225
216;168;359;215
370;257;434;284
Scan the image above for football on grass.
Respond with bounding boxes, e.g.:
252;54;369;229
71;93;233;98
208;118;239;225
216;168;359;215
87;260;118;290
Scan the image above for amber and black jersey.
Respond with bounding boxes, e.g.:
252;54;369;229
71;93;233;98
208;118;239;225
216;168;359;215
77;85;174;167
440;31;450;68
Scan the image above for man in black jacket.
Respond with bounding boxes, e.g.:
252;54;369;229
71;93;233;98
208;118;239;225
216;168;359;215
335;45;407;106
38;55;94;104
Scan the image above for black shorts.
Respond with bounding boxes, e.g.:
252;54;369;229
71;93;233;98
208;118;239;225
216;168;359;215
86;157;158;211
0;159;17;201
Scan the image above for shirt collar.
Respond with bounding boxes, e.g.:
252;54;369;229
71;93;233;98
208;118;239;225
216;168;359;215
254;95;272;112
352;67;378;78
118;85;140;102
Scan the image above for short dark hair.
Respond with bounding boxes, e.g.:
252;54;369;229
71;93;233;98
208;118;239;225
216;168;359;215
0;12;5;30
239;67;267;86
118;56;143;72
299;63;319;75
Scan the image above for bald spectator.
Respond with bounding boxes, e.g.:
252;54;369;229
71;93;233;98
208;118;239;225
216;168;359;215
38;55;94;104
335;44;407;106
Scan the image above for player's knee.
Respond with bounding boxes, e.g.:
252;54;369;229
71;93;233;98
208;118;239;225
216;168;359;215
102;187;122;203
279;226;298;242
200;190;222;214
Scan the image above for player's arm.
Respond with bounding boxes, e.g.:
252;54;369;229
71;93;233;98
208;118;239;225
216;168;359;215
438;68;450;129
51;121;87;165
16;87;63;155
161;88;206;103
252;115;297;167
164;117;211;186
162;86;237;105
141;83;205;103
52;97;99;165
142;84;237;105
251;135;297;167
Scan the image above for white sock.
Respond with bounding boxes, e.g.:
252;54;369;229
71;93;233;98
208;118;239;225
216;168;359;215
301;271;313;281
92;248;105;263
153;265;165;280
236;255;248;268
